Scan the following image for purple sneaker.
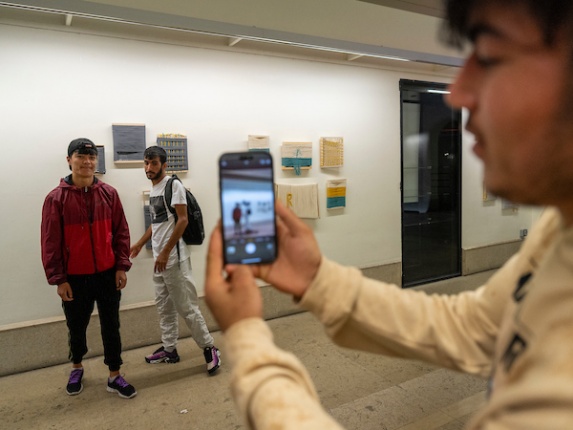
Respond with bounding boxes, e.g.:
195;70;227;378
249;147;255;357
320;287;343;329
145;346;180;364
66;368;84;396
204;346;221;375
107;375;137;399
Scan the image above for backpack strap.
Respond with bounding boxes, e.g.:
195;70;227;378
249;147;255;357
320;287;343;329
164;174;181;260
164;175;177;215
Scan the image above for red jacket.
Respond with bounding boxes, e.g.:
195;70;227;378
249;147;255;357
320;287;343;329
41;175;132;285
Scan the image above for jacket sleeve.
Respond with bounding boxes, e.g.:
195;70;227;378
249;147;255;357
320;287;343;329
299;256;523;378
40;192;67;286
110;190;132;272
298;211;555;379
226;318;345;430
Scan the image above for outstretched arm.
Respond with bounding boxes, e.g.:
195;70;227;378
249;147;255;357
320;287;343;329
204;224;344;430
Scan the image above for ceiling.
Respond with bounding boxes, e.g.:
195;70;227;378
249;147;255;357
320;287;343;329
0;0;459;73
358;0;444;18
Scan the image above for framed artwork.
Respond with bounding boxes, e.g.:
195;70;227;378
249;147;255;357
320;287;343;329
275;182;319;219
248;135;270;152
95;145;106;174
482;182;496;202
157;133;188;172
112;123;145;164
326;178;347;209
320;137;344;168
281;142;312;175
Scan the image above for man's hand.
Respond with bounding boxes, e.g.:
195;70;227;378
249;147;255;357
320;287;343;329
205;224;263;332
57;282;73;301
116;270;127;290
154;251;169;273
130;243;142;258
251;201;322;299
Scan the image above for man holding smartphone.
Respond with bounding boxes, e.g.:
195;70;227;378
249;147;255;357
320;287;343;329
130;146;220;375
205;0;573;428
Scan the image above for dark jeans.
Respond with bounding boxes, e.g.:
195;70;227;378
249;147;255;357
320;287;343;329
63;269;123;372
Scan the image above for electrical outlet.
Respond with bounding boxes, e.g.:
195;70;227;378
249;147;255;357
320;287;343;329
520;229;528;240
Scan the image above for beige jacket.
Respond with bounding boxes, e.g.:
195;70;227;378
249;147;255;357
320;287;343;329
225;208;573;429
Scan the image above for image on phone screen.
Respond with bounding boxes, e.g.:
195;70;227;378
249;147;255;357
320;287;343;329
219;152;277;265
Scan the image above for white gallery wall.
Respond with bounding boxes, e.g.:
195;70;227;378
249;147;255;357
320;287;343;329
0;22;538;326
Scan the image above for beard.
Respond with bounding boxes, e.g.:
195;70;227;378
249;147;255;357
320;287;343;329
146;167;163;181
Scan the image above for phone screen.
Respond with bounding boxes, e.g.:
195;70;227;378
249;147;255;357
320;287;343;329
219;151;277;265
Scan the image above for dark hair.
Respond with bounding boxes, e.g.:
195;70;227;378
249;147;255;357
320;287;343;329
443;0;573;47
144;146;167;164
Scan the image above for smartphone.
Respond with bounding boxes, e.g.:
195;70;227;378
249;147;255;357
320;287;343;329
218;151;277;265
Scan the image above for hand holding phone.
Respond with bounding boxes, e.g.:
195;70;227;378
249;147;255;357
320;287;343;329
218;151;277;265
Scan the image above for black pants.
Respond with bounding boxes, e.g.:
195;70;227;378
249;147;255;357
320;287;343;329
63;269;123;372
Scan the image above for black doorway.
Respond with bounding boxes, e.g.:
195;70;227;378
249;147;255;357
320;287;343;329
400;79;462;287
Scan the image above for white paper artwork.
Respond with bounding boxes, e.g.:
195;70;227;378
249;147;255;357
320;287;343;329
275;182;319;219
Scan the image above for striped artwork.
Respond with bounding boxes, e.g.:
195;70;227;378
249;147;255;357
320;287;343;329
326;179;347;209
248;135;270;152
281;142;312;175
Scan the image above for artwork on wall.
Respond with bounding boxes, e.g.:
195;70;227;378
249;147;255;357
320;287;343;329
326;178;347;209
112;123;146;164
320;137;344;168
248;135;270;152
275;182;319;219
281;142;312;175
502;199;519;212
482;182;496;202
95;145;106;174
157;133;188;172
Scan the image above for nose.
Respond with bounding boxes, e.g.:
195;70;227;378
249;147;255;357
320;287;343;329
445;53;478;111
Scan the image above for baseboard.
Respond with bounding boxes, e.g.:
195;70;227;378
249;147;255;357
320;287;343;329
462;240;522;275
0;285;303;377
0;245;515;377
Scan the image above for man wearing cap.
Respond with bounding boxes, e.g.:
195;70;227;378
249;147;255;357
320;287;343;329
41;138;136;399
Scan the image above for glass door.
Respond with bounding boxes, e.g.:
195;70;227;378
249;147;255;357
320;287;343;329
400;79;461;287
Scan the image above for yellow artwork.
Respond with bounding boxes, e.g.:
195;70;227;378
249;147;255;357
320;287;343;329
320;137;344;168
275;182;319;219
326;179;346;209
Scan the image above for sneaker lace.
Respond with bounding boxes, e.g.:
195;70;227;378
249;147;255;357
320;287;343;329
114;376;130;388
69;369;83;384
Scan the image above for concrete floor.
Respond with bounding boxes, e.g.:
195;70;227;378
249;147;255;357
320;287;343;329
0;270;494;430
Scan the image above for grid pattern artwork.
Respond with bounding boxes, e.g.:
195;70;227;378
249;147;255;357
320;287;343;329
320;137;344;168
157;134;188;172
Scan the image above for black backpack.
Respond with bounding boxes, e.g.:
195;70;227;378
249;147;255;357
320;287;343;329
164;174;205;245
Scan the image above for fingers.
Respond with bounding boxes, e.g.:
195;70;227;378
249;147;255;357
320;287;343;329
205;222;225;287
229;265;256;289
275;200;305;235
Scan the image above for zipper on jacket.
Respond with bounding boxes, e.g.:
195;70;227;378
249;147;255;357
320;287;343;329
84;186;98;272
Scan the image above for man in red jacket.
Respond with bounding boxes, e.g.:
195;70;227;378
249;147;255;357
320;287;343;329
41;138;136;399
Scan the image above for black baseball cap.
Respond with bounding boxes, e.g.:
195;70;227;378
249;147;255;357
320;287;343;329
68;138;98;157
